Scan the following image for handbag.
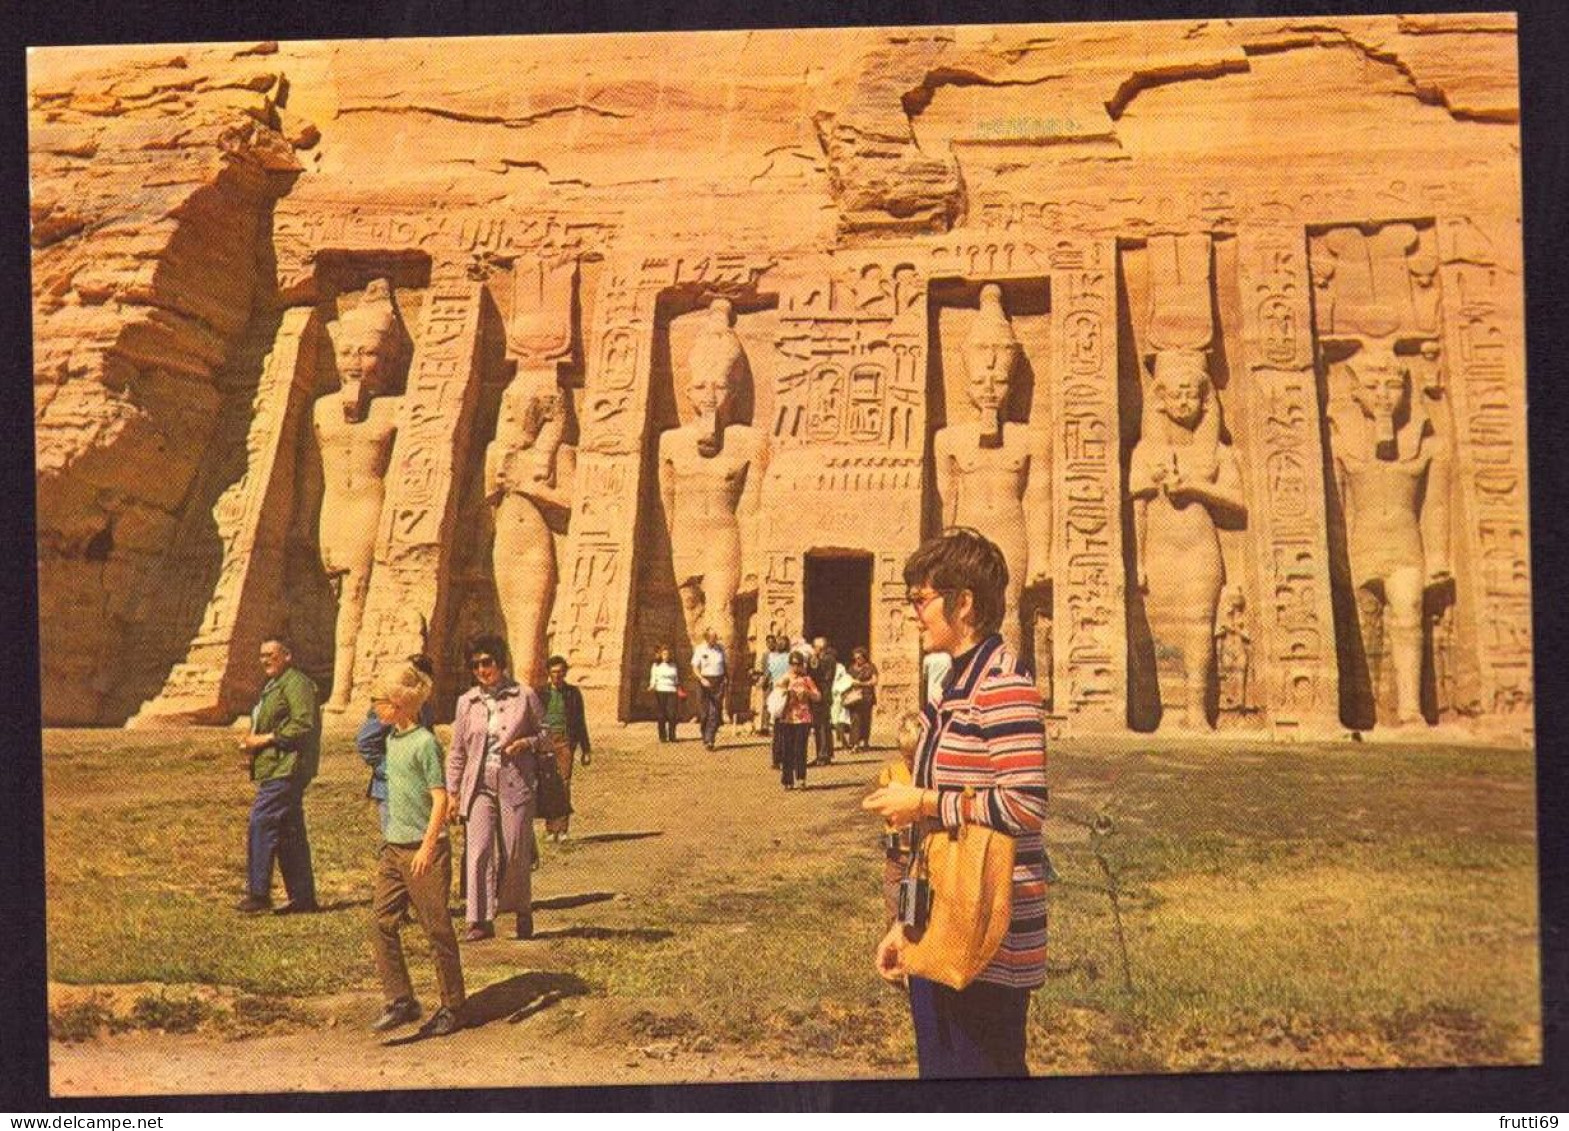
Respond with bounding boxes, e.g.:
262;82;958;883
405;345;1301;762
535;754;573;822
900;818;1015;991
765;685;788;721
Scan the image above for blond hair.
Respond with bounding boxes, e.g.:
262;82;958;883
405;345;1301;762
895;711;923;754
372;662;433;714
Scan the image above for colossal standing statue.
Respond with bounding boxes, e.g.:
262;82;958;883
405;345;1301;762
658;298;768;657
487;369;576;688
1329;340;1451;726
932;284;1051;654
1128;349;1246;731
313;280;406;712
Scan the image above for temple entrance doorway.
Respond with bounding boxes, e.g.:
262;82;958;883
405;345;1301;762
802;551;873;661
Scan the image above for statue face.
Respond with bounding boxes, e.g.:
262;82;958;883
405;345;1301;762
1153;354;1208;429
964;328;1018;419
687;332;742;422
334;319;396;422
1351;356;1410;421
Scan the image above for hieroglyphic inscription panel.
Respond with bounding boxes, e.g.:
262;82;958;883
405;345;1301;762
1049;239;1124;727
352;259;486;701
1237;227;1339;731
1437;220;1532;725
129;308;318;725
772;258;925;454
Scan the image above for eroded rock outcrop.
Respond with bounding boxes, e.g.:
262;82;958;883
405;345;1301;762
29;18;1530;739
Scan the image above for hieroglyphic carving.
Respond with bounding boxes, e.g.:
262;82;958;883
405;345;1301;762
1214;585;1254;723
554;262;650;699
272;203;612;291
129;308;319;725
1237;227;1338;730
1437;224;1532;721
875;550;920;716
773;260;924;451
1050;240;1124;727
351;258;485;702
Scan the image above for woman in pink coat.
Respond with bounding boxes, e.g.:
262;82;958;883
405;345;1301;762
446;633;555;941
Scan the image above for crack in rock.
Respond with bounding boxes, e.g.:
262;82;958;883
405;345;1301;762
337;102;631;128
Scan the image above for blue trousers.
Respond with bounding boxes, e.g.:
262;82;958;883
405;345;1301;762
247;776;316;904
908;975;1030;1078
698;683;723;747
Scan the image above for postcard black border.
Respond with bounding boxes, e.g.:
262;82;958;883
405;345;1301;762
4;0;1565;1113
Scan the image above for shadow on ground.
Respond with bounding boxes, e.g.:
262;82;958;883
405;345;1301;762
533;890;617;910
382;971;591;1044
532;925;673;942
571;830;664;844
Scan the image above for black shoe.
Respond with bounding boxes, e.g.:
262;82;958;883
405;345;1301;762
234;895;272;914
418;1006;462;1037
273;899;319;916
371;998;422;1032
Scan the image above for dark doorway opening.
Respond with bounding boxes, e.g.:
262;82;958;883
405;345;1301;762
803;552;873;661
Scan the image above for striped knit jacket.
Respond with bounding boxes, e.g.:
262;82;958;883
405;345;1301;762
915;633;1050;989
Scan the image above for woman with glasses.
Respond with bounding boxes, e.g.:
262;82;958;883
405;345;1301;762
446;633;554;941
775;650;820;790
862;527;1050;1078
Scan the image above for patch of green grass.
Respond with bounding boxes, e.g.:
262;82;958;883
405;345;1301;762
127;991;215;1034
43;726;1541;1073
48;995;119;1043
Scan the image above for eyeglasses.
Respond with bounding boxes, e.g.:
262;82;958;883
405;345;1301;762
906;589;944;614
470;656;498;671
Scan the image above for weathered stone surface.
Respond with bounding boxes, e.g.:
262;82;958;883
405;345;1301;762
29;17;1530;742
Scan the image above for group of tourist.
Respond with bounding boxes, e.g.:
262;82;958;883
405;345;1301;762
645;630;882;775
234;527;1050;1077
234;631;592;1040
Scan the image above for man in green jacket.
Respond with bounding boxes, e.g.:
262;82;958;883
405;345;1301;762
236;637;322;914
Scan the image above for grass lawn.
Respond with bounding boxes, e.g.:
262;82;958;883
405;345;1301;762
43;723;1540;1077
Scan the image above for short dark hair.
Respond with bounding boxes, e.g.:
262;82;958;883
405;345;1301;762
261;636;294;656
406;653;435;678
466;633;510;670
547;655;568;671
902;527;1009;638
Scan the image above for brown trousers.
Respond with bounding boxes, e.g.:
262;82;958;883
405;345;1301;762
370;839;465;1011
545;735;574;836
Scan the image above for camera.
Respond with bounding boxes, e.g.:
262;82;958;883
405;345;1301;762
896;876;930;930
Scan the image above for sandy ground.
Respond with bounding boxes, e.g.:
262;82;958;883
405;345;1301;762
49;721;910;1097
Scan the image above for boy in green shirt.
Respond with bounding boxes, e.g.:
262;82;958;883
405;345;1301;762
367;663;466;1037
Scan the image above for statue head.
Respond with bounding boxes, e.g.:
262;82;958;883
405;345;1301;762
509;369;566;440
1150;349;1210;430
686;298;746;426
964;284;1020;425
329;279;404;423
1347;341;1411;450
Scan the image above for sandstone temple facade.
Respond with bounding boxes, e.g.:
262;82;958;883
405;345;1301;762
29;17;1532;742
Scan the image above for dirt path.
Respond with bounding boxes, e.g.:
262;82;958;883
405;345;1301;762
50;723;908;1096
